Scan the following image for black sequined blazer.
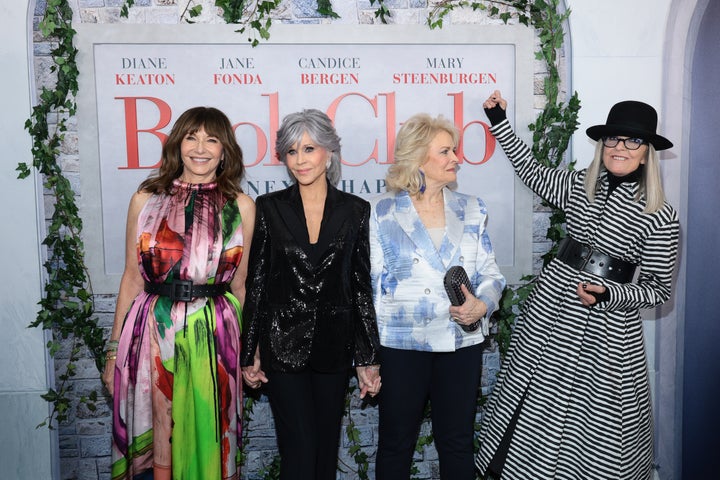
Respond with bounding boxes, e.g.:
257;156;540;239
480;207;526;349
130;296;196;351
241;182;380;373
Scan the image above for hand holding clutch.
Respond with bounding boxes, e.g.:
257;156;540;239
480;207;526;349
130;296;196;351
444;266;481;333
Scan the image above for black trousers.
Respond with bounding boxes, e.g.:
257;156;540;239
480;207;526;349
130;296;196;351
376;343;484;480
265;369;349;480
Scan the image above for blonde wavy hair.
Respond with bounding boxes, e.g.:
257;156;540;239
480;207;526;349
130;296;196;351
583;141;666;213
385;113;459;195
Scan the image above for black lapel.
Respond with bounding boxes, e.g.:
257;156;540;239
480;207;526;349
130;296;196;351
276;183;311;247
315;183;348;252
275;182;350;265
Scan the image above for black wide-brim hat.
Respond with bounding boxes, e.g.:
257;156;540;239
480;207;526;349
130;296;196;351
586;100;673;151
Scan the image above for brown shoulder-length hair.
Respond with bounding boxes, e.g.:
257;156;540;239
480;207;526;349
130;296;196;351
138;106;244;199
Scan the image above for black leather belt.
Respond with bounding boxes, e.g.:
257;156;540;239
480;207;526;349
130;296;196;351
556;237;637;284
144;280;229;302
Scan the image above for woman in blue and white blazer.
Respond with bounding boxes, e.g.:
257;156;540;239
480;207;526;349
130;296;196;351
370;113;506;480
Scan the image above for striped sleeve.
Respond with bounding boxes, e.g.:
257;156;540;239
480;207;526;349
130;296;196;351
490;119;580;210
601;209;679;311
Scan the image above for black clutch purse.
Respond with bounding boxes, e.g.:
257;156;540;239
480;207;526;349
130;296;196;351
443;266;481;333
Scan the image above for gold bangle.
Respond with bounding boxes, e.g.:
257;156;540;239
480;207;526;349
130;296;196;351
106;354;117;361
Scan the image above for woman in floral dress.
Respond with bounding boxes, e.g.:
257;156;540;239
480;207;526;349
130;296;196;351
102;106;255;480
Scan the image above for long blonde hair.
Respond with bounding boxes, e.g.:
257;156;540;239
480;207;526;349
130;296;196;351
583;142;666;213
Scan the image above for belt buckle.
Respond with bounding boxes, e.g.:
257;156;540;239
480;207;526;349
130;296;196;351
578;244;593;271
171;279;193;302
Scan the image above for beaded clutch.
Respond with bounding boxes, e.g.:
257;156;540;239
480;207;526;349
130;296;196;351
444;266;481;333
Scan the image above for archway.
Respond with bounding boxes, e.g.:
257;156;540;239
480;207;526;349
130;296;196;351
682;0;720;477
660;0;719;477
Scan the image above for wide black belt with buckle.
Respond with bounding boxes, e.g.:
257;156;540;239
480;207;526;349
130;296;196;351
556;237;637;284
144;280;230;302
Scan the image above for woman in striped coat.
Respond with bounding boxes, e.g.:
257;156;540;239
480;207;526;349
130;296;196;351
475;91;679;480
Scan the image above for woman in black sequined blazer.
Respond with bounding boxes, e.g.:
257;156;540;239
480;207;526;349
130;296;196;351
240;109;381;480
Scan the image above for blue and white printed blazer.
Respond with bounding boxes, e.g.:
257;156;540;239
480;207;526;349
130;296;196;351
369;188;506;352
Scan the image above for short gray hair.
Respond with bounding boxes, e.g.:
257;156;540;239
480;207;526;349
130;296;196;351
275;109;342;186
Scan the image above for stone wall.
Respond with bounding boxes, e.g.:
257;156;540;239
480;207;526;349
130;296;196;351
30;1;565;478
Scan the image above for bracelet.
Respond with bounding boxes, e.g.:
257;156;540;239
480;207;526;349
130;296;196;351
106;354;117;361
461;320;481;333
367;365;380;371
106;340;119;352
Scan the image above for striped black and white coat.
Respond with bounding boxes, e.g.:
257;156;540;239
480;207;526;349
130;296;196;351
476;119;679;480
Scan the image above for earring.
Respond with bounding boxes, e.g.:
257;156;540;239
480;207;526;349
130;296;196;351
326;159;332;169
419;170;426;194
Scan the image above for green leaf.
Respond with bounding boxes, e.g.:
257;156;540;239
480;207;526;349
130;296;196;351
189;5;203;18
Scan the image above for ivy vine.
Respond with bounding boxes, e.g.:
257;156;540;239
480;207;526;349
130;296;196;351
26;0;578;476
119;0;390;45
428;0;580;355
420;0;581;472
20;0;104;428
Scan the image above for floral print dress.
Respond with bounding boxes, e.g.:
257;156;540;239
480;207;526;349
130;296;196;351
111;180;245;480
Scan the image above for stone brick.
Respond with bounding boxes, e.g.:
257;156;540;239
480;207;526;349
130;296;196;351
532;210;551;241
79;434;112;457
79;9;100;23
78;0;105;8
35;57;58;89
77;458;99;480
76;418;110;435
77;396;112;421
33;41;53;55
58;153;79;173
99;8;124;24
94;295;118;313
32;2;569;478
34;0;47;15
59;434;79;457
96;455;112;477
242;431;279;450
60;457;79;480
340;423;375;447
292;0;329;18
143;9;182;24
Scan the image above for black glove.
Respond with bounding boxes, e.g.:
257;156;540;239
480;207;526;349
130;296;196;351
484;104;507;126
588;289;610;304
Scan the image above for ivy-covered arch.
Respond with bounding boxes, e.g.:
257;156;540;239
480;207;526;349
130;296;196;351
25;0;578;477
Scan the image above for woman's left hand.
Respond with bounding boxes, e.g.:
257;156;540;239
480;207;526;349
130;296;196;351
241;347;268;389
356;365;381;399
577;282;606;307
449;284;488;327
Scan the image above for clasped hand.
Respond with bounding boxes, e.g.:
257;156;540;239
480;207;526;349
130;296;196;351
449;284;487;327
241;348;382;399
241;347;268;389
356;365;381;399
